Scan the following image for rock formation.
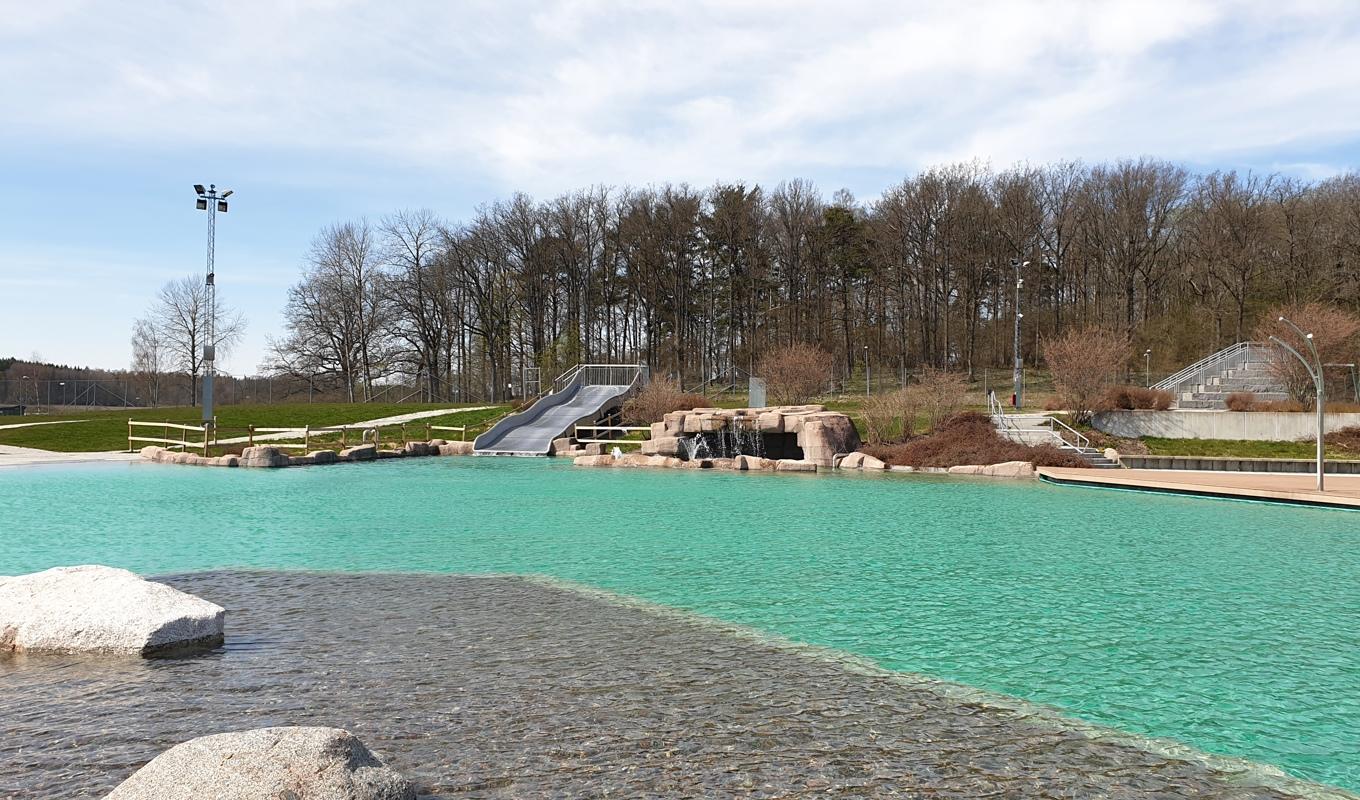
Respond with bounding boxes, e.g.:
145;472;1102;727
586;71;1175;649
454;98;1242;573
106;727;415;800
0;565;224;655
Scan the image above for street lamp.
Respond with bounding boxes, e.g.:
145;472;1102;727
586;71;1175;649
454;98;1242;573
20;375;29;415
59;381;66;406
193;183;232;427
864;345;870;397
1144;350;1152;387
1011;258;1030;408
1271;315;1325;491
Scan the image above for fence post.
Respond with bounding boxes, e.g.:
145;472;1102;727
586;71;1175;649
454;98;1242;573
304;425;310;451
401;423;407;445
248;425;255;448
127;419;133;453
341;427;347;448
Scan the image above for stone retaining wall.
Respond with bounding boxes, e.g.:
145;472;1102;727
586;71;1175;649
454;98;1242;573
139;440;474;468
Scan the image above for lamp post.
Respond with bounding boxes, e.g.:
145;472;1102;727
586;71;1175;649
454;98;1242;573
864;345;870;397
1271;315;1325;491
1144;350;1152;387
20;375;29;415
1011;258;1030;408
193;184;232;427
59;381;66;406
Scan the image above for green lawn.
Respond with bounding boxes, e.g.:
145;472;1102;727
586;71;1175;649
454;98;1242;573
1140;437;1358;461
0;403;511;452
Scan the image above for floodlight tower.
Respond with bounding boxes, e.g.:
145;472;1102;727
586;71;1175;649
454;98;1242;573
193;184;232;426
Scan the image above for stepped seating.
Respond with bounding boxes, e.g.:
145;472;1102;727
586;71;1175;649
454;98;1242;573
1154;343;1289;409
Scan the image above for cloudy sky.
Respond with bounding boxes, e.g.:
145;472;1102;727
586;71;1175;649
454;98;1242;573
3;0;1359;372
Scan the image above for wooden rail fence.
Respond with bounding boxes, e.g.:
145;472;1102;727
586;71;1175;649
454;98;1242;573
129;420;469;455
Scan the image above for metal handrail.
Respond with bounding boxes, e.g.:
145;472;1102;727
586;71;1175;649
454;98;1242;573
988;391;1088;450
1040;415;1090;450
1152;342;1265;393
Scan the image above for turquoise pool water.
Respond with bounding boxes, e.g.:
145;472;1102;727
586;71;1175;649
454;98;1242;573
3;459;1358;791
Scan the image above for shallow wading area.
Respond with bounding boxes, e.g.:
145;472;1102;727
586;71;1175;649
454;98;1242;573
0;571;1330;798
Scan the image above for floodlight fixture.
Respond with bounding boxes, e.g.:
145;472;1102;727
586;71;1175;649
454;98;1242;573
221;190;233;198
217;200;228;212
196;198;207;210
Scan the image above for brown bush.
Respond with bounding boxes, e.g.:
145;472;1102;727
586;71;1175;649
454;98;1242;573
1225;391;1306;412
862;387;917;445
1225;391;1256;412
757;343;833;404
1254;303;1360;407
1325;425;1360;454
1102;385;1173;410
1043;327;1132;422
621;377;707;425
914;367;969;432
862;411;1088;469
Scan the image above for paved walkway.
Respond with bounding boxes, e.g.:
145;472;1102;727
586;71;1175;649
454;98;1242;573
0;419;87;430
1039;467;1360;509
193;406;499;445
0;444;139;468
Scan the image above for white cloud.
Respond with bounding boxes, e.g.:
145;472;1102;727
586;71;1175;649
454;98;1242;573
4;0;1358;195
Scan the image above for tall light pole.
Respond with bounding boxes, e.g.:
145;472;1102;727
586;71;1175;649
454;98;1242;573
1012;258;1029;408
193;184;232;427
1144;349;1152;387
864;345;870;397
1271;315;1325;491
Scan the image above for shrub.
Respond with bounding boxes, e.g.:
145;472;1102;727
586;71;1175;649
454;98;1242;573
1043;327;1132;422
757;343;834;404
621;377;707;425
1102;385;1173;411
862;387;917;445
1225;392;1306;412
861;411;1088;469
1325;425;1360;454
1253;303;1360;407
1225;391;1256;412
914;367;969;432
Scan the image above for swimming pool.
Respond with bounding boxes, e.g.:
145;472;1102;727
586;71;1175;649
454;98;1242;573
3;458;1358;791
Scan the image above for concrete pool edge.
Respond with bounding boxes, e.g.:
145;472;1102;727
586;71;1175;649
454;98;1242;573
1037;467;1360;510
525;573;1358;800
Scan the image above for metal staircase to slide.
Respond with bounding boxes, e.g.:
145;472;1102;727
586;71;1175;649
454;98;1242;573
473;364;647;456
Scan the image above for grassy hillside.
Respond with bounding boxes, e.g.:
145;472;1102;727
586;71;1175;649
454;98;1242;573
0;403;510;452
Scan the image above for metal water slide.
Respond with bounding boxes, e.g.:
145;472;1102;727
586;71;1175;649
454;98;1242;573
473;364;647;456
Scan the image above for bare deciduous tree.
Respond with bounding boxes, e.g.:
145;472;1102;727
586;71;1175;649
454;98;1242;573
1043;327;1132;422
144;275;245;404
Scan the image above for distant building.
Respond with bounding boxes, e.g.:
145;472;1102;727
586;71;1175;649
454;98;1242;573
0;404;24;416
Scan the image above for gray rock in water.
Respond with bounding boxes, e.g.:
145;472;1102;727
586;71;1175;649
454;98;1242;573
106;727;416;800
0;565;224;655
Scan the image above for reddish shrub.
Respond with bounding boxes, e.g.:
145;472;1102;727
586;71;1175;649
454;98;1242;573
622;377;707;425
1225;392;1257;412
1325;425;1360;454
757;343;834;404
862;411;1088;469
1102;385;1173;410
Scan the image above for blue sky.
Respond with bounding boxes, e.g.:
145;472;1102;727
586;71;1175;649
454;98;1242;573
3;0;1359;372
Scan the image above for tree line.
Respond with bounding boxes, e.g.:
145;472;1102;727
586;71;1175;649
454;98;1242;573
248;159;1360;402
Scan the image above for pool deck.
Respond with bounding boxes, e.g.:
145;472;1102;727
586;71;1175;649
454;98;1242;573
1038;467;1360;509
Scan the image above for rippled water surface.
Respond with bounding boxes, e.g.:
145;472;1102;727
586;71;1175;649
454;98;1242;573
2;459;1358;792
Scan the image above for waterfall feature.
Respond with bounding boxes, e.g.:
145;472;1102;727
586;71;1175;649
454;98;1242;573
680;413;766;460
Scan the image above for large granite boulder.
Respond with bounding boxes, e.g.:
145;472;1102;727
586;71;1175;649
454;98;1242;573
0;565;224;655
241;446;289;468
436;441;474;456
340;444;378;461
106;727;415;800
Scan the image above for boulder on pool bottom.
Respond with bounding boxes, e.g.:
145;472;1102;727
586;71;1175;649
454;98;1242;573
106;727;416;800
0;565;224;656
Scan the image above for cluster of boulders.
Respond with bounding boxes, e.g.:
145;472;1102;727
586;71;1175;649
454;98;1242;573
575;452;824;472
639;405;861;467
4;565;416;797
944;460;1036;479
549;437;606;458
140;440;475;469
